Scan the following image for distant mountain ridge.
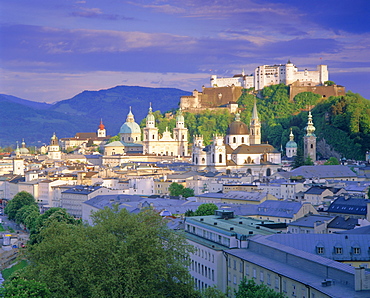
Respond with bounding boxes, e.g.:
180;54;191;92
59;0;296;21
0;86;191;147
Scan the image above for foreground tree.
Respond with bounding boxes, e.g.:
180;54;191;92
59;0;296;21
235;278;286;298
4;191;37;220
19;207;198;298
1;278;51;298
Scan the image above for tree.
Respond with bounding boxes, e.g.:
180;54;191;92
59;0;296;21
324;157;340;165
21;207;198;298
29;208;81;245
1;278;51;298
235;278;286;298
169;182;185;196
4;191;37;220
324;80;336;86
194;203;218;216
14;204;39;226
183;187;195;198
201;286;227;298
168;182;194;198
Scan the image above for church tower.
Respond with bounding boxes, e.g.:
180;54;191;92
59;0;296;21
173;108;188;156
250;100;261;145
48;133;61;160
286;128;297;158
304;111;316;162
143;103;159;154
97;119;106;138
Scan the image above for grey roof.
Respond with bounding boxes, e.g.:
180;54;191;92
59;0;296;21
289;165;357;179
327;196;369;215
62;185;102;195
327;216;359;230
288;214;334;228
305;186;333;195
266;233;370;262
253;200;305;218
225;234;370;298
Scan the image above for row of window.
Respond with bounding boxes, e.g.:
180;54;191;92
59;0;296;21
193;247;215;263
191;261;215;281
187;224;231;247
316;246;361;255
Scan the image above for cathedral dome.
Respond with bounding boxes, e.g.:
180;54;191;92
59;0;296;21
120;121;141;134
227;114;249;135
120;107;141;134
286;140;297;148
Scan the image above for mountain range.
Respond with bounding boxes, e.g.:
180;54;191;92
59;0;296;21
0;86;191;147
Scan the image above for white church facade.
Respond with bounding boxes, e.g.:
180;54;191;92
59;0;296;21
104;105;188;157
192;101;281;176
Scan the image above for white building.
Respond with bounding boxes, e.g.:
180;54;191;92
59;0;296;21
210;61;329;90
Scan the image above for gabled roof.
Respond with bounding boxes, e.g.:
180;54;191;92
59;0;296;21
290;165;357;179
305;186;333;195
327;216;359;230
288;214;334;228
327;196;369;215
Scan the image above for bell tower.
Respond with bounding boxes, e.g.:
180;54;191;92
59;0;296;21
250;100;261;145
304;111;316;162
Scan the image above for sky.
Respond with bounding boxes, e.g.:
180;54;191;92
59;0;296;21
0;0;369;103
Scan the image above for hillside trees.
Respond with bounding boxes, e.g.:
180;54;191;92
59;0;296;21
17;207;198;298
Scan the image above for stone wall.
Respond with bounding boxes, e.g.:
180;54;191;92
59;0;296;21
290;84;346;101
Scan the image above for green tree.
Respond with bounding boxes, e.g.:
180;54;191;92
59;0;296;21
201;286;227;298
21;208;198;298
1;278;51;298
324;157;340;165
4;191;37;220
235;278;286;298
324;80;336;86
194;203;218;216
107;135;120;143
169;182;185;196
14;204;39;226
183;187;195;198
29;208;80;245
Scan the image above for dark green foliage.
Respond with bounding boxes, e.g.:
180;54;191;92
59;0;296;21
1;278;51;298
4;192;37;220
19;208;198;298
168;182;194;198
200;286;227;298
235;278;286;298
324;80;336;86
194;203;218;216
324;157;340;165
293;92;321;110
29;208;81;245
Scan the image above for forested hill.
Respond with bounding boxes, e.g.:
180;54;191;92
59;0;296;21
0;86;190;147
175;84;369;161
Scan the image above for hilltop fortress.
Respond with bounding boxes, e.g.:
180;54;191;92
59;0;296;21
180;61;345;112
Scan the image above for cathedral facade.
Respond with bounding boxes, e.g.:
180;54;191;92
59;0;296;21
104;105;188;157
192;101;281;176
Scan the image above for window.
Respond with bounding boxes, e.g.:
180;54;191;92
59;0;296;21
240;262;243;273
267;273;271;285
316;246;324;254
253;268;256;279
260;271;264;282
335;247;343;254
275;277;279;289
233;275;237;284
245;264;249;275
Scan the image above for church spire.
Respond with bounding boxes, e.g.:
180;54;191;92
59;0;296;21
305;111;316;136
250;99;261;145
126;106;135;123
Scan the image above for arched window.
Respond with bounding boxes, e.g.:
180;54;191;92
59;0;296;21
192;154;195;163
266;168;271;176
311;144;313;149
233;137;236;143
241;137;244;143
202;158;205;164
196;157;198;164
252;129;254;135
219;154;223;163
152;135;155;140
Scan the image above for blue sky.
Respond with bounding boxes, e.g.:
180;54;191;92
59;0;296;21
0;0;369;103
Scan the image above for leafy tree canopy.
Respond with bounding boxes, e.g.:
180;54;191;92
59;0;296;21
19;207;198;298
168;182;194;198
235;278;286;298
324;157;340;165
4;191;37;220
194;203;218;216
